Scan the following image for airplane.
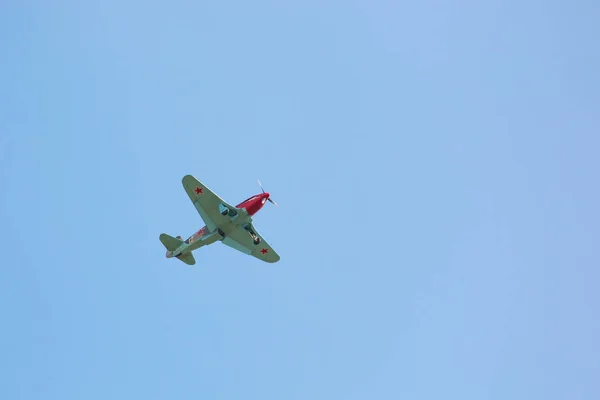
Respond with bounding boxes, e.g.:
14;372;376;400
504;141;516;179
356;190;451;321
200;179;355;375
159;175;280;265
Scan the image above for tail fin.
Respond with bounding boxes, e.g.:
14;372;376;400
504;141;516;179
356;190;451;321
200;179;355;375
159;233;196;266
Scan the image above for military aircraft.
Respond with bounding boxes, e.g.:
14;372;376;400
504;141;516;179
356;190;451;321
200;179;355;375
159;175;280;265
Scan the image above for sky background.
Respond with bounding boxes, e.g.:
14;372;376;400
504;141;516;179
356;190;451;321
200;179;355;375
1;1;599;399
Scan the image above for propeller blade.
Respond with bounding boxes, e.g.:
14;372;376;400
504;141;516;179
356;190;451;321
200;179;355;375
258;179;277;206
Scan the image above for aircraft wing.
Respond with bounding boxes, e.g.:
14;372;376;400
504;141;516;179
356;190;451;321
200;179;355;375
221;223;280;263
181;175;237;232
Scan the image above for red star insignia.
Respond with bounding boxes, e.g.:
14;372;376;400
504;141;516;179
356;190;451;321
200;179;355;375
260;248;268;255
194;186;203;195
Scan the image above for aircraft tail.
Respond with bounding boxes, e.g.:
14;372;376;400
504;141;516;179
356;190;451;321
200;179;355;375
176;253;196;265
159;233;184;251
159;233;196;265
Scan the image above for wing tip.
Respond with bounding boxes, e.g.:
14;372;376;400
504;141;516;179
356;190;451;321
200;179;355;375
263;253;281;263
182;174;195;185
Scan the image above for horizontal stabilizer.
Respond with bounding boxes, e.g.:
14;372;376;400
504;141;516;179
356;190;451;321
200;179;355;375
160;233;196;265
177;253;196;265
159;233;183;252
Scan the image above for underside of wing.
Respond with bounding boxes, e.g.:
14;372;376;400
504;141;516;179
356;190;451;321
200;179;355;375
181;175;237;231
221;223;280;263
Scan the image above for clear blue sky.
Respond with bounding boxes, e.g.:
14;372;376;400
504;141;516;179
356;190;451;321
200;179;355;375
1;1;599;399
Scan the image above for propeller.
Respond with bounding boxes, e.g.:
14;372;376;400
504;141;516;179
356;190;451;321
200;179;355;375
258;179;278;207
